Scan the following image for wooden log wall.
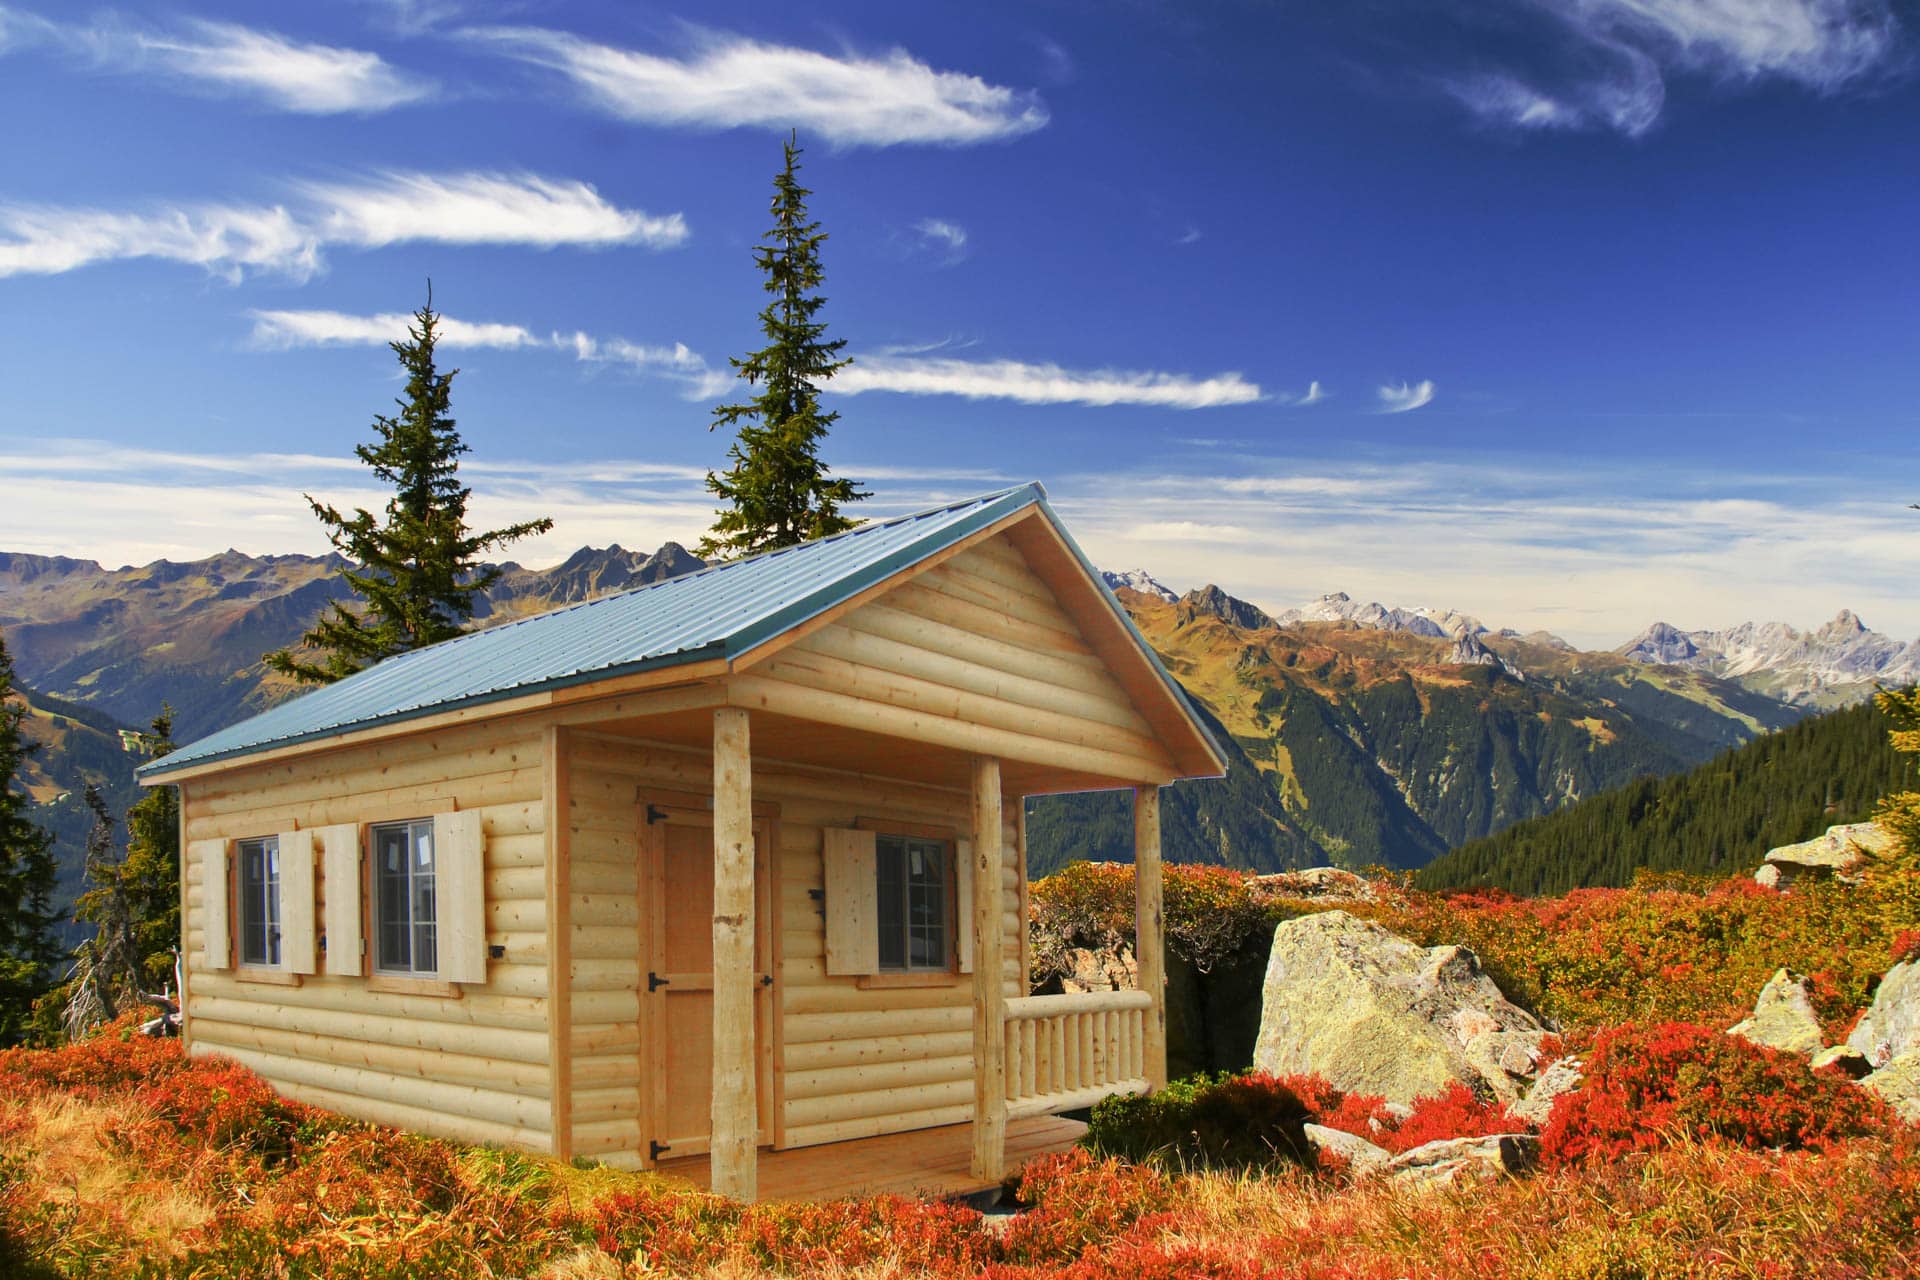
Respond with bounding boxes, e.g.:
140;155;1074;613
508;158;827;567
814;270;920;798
180;722;554;1152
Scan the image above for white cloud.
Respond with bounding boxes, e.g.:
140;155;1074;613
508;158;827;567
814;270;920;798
250;309;542;350
120;19;434;114
243;309;1261;409
833;356;1263;409
1376;380;1436;413
1297;380;1328;406
0;171;684;282
1175;225;1203;246
1439;0;1901;135
464;24;1049;146
0;10;433;113
913;218;969;263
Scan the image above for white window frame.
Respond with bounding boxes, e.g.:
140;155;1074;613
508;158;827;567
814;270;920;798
874;832;952;972
371;818;439;977
235;835;282;969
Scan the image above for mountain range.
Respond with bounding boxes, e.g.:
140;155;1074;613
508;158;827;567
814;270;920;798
3;547;1900;898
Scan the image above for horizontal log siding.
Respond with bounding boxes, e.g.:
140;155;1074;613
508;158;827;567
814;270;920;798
181;722;552;1152
564;733;1023;1161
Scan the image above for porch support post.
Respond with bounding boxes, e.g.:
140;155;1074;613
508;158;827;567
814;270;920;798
711;706;757;1202
1134;786;1168;1091
970;755;1008;1182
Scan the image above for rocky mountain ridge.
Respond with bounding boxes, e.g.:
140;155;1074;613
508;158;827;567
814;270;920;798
1617;610;1920;707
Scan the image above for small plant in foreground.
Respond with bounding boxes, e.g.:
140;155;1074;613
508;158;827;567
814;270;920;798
1085;1072;1314;1171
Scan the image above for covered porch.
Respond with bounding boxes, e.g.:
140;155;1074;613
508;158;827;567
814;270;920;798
659;1115;1089;1203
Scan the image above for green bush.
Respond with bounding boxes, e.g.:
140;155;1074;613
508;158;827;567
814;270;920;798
1083;1072;1314;1171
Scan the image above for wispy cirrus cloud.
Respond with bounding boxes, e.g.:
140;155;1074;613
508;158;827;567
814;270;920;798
246;309;1261;409
0;9;434;113
1438;0;1903;135
463;24;1049;146
1297;380;1328;406
834;355;1263;409
912;218;969;264
0;172;686;282
1376;380;1436;413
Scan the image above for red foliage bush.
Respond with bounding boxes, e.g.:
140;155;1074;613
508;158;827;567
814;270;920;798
1385;1081;1523;1153
0;1017;185;1098
998;1148;1177;1264
1540;1021;1893;1166
1892;929;1920;966
742;1193;993;1274
134;1056;312;1156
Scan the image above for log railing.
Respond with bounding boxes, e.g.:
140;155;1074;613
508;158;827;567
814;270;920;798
1002;990;1152;1119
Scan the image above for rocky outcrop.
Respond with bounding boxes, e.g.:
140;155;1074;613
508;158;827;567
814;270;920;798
1728;969;1825;1056
1252;911;1549;1105
1861;1053;1920;1122
1181;584;1278;631
1254;866;1376;902
1757;823;1893;888
1812;1045;1871;1079
1510;1057;1583;1127
1847;958;1920;1068
1055;944;1138;994
1385;1134;1539;1188
1303;1124;1392;1177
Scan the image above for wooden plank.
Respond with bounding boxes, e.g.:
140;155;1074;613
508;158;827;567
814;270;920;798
278;828;317;975
970;756;1007;1182
193;838;230;970
657;1115;1083;1203
1134;786;1167;1091
546;726;573;1159
822;827;878;975
436;810;488;984
319;824;362;977
709;706;757;1202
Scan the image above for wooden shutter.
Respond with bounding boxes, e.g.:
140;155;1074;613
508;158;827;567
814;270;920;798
191;838;231;971
823;827;879;975
436;810;488;984
278;829;317;974
319;824;362;977
954;838;975;974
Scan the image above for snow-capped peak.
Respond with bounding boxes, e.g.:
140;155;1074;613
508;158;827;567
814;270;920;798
1101;568;1179;603
1618;610;1920;703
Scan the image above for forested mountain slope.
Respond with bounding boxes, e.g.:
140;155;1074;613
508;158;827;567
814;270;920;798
1417;696;1909;895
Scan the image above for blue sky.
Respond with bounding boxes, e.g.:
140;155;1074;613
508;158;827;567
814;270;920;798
0;0;1915;648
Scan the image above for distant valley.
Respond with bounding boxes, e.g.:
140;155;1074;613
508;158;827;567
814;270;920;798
2;547;1905;901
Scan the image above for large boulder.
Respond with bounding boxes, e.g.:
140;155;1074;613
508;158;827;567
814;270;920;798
1728;969;1826;1056
1847;958;1920;1068
1252;911;1548;1105
1303;1123;1393;1177
1761;822;1893;887
1862;1053;1920;1122
1386;1134;1539;1189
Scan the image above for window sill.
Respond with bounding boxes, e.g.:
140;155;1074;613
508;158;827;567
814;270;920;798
366;974;464;999
857;971;962;989
234;967;302;987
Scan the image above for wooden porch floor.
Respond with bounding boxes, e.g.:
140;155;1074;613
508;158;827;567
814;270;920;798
658;1116;1087;1203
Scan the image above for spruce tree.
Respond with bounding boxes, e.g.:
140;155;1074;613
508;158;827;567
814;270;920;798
0;630;62;1045
700;134;866;560
267;289;553;683
119;709;180;986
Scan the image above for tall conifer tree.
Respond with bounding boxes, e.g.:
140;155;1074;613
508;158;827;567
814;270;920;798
268;289;553;683
117;709;179;986
700;134;865;560
0;631;61;1044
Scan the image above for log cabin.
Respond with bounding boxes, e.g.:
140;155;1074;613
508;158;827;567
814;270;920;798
136;483;1225;1202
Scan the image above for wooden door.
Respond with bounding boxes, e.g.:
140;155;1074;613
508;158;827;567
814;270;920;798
641;799;774;1163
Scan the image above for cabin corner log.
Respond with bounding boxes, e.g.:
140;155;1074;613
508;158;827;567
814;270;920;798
710;706;757;1201
1133;786;1167;1092
970;755;1008;1182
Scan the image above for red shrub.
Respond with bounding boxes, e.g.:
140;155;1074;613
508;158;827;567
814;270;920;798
1540;1021;1894;1166
741;1193;993;1273
1383;1081;1522;1154
1893;930;1920;967
134;1056;311;1157
0;1018;184;1098
591;1181;739;1270
998;1148;1176;1264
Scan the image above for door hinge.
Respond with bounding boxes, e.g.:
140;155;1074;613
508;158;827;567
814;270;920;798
648;971;670;991
649;1139;671;1162
760;973;773;988
644;804;668;825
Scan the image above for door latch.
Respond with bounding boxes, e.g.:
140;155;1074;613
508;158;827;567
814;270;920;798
648;971;670;991
649;1140;672;1162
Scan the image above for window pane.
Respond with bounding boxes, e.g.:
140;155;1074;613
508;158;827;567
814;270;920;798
376;825;412;971
876;838;905;970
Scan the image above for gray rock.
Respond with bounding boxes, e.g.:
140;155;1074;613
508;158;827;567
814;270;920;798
1812;1045;1872;1079
1727;969;1826;1056
1303;1123;1393;1177
1754;863;1784;891
1252;911;1548;1105
1848;959;1920;1068
1863;1052;1920;1122
1763;822;1893;887
1386;1134;1539;1188
1510;1057;1583;1127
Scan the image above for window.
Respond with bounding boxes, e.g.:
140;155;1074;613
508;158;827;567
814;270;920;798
236;836;281;967
373;819;437;976
875;833;949;970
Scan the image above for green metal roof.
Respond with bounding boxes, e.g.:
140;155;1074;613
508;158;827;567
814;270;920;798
142;483;1221;779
